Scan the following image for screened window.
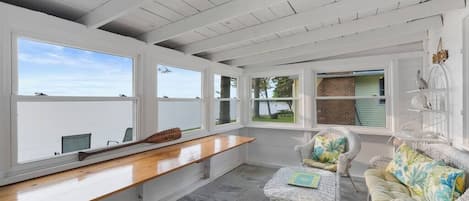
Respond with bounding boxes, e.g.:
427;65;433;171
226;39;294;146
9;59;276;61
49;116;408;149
251;75;298;123
214;75;238;126
15;37;136;163
316;70;386;128
157;65;202;132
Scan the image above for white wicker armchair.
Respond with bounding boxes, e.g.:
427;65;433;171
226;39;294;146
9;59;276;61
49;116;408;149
294;127;362;192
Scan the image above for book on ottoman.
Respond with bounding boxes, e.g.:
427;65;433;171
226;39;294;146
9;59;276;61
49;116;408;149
287;171;321;189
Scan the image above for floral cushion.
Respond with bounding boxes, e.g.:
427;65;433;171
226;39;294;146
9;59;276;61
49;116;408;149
312;135;346;164
424;165;466;201
386;144;433;184
303;159;337;172
404;161;444;198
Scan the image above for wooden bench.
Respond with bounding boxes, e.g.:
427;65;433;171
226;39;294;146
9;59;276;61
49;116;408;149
0;134;255;201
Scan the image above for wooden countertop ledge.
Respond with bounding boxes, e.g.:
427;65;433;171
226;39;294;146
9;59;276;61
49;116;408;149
0;134;255;201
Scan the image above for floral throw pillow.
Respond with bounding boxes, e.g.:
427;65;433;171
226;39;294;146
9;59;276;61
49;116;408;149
404;160;444;198
424;165;465;201
386;144;433;184
312;135;347;164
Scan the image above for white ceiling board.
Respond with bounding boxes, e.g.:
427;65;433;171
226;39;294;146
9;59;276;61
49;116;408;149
131;8;171;29
180;0;408;54
251;8;278;22
243;31;426;68
251;34;279;44
183;0;216;11
205;23;233;34
140;0;286;44
77;0;145;28
208;0;232;5
235;14;262;27
228;16;441;66
101;17;151;37
205;40;253;53
155;0;200;17
269;1;295;17
101;8;173;37
321;42;423;61
276;26;307;38
194;27;220;38
1;0;101;20
170;31;208;45
288;0;334;13
220;18;246;30
141;1;185;22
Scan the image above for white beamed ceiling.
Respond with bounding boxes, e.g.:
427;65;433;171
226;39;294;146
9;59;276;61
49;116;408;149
1;0;466;67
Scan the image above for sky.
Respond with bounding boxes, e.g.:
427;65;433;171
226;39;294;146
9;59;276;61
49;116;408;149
18;38;133;96
18;37;236;99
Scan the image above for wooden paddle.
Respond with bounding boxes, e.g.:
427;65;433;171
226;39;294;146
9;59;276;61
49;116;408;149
78;128;182;161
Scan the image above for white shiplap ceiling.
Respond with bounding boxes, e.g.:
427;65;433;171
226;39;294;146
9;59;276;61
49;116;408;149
1;0;466;68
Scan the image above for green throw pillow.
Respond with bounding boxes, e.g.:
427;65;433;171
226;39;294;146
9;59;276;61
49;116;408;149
424;165;466;201
312;135;346;164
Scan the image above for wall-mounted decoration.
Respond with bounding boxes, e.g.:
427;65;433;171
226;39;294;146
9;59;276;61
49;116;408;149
432;38;449;64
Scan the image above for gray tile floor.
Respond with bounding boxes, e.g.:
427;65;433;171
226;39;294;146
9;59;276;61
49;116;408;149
178;164;368;201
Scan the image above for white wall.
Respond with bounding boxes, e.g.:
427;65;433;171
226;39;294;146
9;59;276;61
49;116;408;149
427;6;468;146
0;0;244;191
241;128;393;177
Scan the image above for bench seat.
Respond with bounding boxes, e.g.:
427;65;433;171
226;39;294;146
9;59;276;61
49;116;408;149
365;168;418;201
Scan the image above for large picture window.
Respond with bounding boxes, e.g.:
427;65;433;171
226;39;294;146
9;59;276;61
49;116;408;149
157;65;202;132
250;75;299;123
214;75;238;126
315;70;387;128
15;37;136;163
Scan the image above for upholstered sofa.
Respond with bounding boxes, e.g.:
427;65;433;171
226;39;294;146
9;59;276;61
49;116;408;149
365;143;469;201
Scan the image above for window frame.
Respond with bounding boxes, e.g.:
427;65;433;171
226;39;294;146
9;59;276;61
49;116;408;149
247;70;303;127
313;67;391;130
462;15;469;149
156;64;206;134
211;73;241;129
10;34;140;167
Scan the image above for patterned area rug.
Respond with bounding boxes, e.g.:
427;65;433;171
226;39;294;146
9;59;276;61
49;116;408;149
178;164;368;201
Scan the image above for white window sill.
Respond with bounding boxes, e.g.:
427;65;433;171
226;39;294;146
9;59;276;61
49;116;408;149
245;124;392;136
452;143;469;153
314;125;393;136
245;123;305;131
212;123;243;133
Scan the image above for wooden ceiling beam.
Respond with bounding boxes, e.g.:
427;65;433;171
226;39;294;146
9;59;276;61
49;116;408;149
227;16;441;67
209;0;462;62
139;0;286;44
77;0;145;29
181;0;410;55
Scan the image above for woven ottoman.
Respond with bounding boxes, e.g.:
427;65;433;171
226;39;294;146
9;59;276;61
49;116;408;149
263;167;338;201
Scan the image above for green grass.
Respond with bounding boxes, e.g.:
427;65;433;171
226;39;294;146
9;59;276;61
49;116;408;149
252;115;295;123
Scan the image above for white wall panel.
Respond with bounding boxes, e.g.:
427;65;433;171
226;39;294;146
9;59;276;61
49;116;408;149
241;127;394;177
427;7;468;146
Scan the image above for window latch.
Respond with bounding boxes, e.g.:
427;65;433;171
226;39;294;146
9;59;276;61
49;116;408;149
34;92;48;96
119;94;127;97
